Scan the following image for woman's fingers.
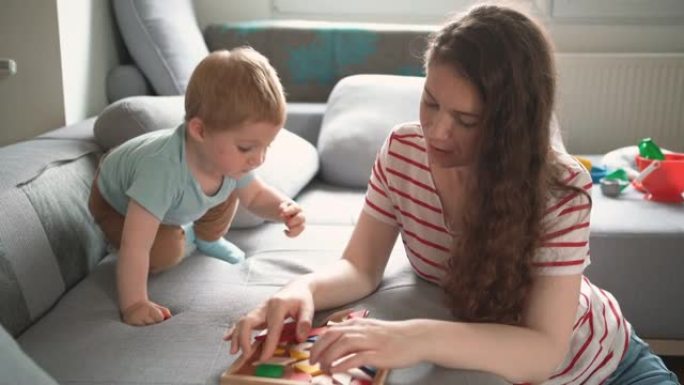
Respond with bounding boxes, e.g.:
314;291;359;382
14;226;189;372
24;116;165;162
296;300;315;341
260;300;290;360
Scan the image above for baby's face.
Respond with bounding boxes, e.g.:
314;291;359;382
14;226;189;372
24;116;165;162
203;121;281;178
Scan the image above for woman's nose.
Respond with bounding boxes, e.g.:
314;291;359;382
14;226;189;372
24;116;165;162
429;112;451;140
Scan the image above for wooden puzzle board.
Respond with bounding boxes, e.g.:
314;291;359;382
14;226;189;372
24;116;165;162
221;310;388;385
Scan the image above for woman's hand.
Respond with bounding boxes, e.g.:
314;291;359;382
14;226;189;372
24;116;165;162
309;318;425;372
224;280;315;360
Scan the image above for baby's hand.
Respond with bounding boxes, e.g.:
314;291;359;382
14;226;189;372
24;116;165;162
122;300;171;326
278;201;305;238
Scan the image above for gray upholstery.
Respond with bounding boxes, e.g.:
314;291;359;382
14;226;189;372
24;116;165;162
18;225;506;385
0;137;103;337
0;324;58;385
93;96;186;150
112;0;208;96
318;75;424;187
106;64;152;103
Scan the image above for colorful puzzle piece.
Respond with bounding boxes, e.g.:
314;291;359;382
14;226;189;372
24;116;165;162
254;363;285;378
294;359;322;376
255;321;298;343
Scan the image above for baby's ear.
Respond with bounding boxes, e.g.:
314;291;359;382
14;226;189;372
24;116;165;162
186;117;207;141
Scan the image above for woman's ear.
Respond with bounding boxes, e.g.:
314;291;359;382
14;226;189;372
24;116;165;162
187;117;206;142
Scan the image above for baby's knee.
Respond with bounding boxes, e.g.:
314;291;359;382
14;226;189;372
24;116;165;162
149;244;185;274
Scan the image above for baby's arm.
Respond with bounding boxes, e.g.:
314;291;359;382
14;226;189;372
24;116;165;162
118;200;171;325
237;177;305;237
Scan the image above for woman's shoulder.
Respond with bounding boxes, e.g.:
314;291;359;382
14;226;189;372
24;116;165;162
553;150;593;190
385;121;424;149
389;121;422;138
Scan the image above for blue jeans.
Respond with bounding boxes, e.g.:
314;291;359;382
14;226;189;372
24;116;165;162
605;331;680;385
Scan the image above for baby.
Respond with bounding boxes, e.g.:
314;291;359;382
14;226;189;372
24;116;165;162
88;48;305;326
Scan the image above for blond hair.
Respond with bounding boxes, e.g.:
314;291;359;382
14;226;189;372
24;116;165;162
184;47;286;130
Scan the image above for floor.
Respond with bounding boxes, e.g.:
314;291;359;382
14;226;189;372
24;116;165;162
662;356;684;380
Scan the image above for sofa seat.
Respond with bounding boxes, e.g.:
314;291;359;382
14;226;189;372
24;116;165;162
17;184;507;385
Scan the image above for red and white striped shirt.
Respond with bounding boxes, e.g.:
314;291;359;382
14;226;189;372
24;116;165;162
363;122;630;385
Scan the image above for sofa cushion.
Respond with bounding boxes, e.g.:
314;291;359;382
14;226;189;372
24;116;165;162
0;324;58;385
106;64;153;103
94;96;186;150
318;74;424;187
204;20;431;102
93;96;319;228
17;226;507;385
112;0;208;95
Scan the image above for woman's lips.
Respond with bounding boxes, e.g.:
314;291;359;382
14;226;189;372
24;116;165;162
429;144;451;153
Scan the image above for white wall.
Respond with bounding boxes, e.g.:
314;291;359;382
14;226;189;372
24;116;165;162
57;0;122;125
0;0;65;147
0;0;122;147
193;0;684;53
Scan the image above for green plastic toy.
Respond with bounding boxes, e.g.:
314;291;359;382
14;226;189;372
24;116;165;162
601;168;630;196
638;138;665;160
255;363;285;378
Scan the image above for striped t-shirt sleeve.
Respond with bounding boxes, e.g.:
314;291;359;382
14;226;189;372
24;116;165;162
533;166;593;275
362;135;399;227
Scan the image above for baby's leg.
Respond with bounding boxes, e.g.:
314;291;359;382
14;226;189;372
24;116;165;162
88;177;125;247
193;192;245;263
89;176;186;273
148;225;186;273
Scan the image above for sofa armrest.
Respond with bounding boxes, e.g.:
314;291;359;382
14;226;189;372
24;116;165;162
106;64;153;103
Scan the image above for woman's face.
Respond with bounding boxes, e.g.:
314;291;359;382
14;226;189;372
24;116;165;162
420;62;483;169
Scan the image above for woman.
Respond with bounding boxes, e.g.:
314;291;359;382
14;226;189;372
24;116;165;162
226;5;678;384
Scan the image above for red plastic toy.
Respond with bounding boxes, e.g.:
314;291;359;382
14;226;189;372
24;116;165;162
634;153;684;203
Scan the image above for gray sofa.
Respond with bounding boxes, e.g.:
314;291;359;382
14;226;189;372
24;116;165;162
2;2;683;385
2;74;684;385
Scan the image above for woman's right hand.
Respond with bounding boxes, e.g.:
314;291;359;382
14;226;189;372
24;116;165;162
224;280;315;361
121;300;171;326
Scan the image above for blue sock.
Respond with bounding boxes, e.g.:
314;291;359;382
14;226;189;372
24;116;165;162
195;237;245;264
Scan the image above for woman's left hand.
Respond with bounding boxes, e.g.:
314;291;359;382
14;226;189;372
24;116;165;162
309;318;424;372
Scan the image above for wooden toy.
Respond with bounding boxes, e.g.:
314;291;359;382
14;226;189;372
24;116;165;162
221;309;388;385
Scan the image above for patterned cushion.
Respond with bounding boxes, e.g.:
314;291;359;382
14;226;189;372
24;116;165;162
205;20;433;101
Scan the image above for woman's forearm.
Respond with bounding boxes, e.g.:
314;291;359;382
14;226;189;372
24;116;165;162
415;319;567;384
299;258;380;310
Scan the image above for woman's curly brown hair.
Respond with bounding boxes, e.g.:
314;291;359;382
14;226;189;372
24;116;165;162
426;5;584;324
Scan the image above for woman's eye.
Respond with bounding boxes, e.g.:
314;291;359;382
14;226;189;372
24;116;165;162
423;99;438;109
237;146;252;153
458;116;479;128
